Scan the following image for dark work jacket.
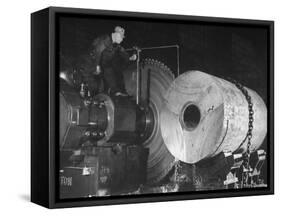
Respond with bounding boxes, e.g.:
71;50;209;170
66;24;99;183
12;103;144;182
90;34;130;72
73;35;113;94
83;34;130;94
94;35;130;93
90;35;113;67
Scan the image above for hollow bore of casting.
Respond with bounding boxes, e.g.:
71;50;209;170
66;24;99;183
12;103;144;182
180;103;201;131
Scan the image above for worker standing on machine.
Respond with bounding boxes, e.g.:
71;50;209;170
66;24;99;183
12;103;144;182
90;26;137;96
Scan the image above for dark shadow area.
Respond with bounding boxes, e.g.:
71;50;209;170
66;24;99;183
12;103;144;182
19;194;30;202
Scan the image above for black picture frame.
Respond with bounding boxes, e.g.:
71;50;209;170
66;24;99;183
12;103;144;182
31;6;274;208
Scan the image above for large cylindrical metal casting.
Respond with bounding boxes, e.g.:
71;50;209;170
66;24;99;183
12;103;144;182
160;71;267;164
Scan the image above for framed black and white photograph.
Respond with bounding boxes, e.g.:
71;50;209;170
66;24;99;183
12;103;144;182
31;6;274;208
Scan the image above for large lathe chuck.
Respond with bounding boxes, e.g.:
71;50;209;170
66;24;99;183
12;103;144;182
124;59;176;184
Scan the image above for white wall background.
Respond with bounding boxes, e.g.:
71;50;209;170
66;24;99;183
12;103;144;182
0;0;279;214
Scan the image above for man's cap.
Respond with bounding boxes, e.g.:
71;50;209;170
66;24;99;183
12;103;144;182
114;26;125;37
